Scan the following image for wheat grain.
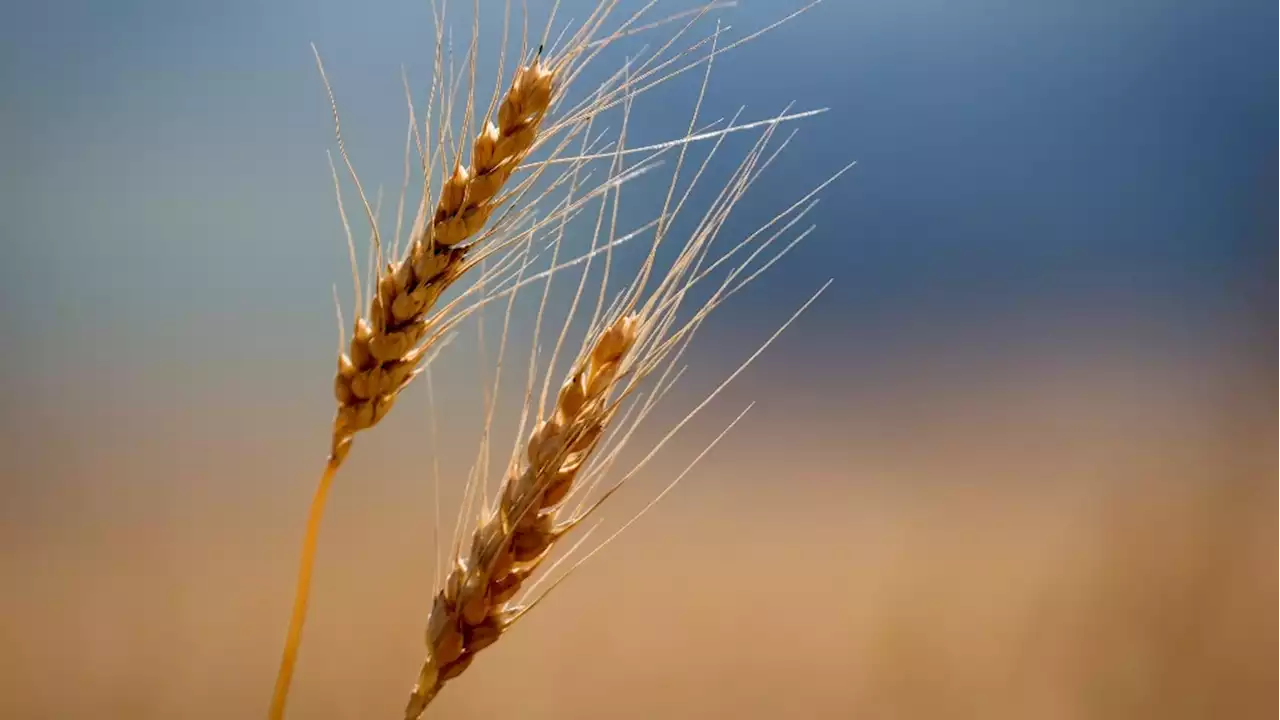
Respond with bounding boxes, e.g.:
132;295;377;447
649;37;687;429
329;57;557;465
404;312;639;718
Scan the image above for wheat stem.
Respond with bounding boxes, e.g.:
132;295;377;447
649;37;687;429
267;461;338;720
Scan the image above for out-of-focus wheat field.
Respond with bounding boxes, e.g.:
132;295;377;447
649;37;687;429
0;1;1273;718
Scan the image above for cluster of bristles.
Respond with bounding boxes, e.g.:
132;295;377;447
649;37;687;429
331;59;557;465
404;314;640;719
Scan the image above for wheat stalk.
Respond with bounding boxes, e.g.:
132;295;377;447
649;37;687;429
269;7;648;710
268;49;560;720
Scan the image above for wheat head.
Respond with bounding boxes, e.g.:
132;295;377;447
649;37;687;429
404;312;639;718
329;58;556;466
269;54;562;720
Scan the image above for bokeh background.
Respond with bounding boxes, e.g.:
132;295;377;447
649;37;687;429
1;1;1274;718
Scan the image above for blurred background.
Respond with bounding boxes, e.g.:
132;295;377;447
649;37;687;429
0;1;1274;718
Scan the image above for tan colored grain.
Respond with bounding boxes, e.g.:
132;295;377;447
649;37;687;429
403;313;640;719
329;58;557;466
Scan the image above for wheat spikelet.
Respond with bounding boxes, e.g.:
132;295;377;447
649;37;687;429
404;313;640;718
329;57;557;466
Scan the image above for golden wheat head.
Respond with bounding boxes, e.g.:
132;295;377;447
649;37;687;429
404;312;639;717
330;58;557;466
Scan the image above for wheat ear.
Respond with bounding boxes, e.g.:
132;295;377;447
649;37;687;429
330;56;556;464
268;57;557;720
403;312;639;718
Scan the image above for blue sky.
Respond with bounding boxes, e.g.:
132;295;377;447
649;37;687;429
1;0;1273;411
